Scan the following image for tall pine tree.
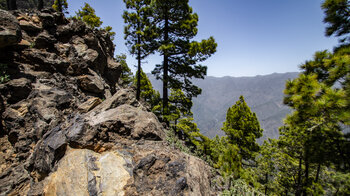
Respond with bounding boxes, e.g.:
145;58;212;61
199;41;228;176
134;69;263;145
322;0;350;44
117;54;133;87
74;3;115;41
75;3;102;28
280;47;350;194
123;0;154;101
6;0;16;10
37;0;43;10
150;0;217;115
222;96;263;162
52;0;68;13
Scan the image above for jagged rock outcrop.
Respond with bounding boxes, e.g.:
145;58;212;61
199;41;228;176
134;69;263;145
0;9;219;195
0;9;22;48
0;0;54;10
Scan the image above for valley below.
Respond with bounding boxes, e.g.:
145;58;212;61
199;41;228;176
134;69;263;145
149;72;299;141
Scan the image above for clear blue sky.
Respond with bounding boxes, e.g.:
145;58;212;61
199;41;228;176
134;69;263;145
67;0;338;77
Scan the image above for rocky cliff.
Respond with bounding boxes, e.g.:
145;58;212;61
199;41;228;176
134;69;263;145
0;0;54;11
0;9;218;195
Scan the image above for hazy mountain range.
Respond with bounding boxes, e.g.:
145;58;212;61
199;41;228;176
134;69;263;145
148;72;299;141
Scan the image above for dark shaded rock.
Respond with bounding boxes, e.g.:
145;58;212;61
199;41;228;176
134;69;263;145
0;9;22;48
23;49;70;73
19;20;41;33
173;177;188;194
88;171;98;196
125;148;216;196
30;125;67;179
167;161;186;178
65;117;97;148
135;154;157;172
34;31;56;48
55;91;73;110
67;19;86;35
0;165;30;195
14;0;54;10
77;74;105;94
2;102;28;133
105;57;122;86
2;78;32;104
39;12;55;28
0;95;4;135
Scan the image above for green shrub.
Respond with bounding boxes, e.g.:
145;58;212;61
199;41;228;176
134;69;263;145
0;63;9;84
222;179;264;196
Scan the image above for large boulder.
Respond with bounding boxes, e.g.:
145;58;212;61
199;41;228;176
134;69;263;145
77;74;105;94
30;148;132;196
125;146;217;195
0;10;22;48
19;19;42;33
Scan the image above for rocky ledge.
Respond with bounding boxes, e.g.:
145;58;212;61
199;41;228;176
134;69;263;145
0;9;219;195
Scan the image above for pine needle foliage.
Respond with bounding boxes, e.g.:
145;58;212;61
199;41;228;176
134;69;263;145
222;96;263;162
322;0;350;44
116;54;133;87
52;0;68;13
123;0;154;100
150;0;217;114
75;3;102;28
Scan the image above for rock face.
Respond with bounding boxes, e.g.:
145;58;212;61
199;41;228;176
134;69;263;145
0;9;22;48
41;148;132;196
0;9;219;196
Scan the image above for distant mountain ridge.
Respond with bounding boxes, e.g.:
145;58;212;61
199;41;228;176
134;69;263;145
148;72;299;141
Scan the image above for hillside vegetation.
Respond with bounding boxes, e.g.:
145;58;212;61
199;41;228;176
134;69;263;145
0;0;349;195
149;72;299;140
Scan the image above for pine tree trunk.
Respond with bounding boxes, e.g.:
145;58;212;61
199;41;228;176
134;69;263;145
136;22;141;101
7;0;16;10
315;163;321;183
296;156;302;196
265;173;268;195
38;0;43;10
57;0;62;12
162;5;169;122
0;95;4;136
304;147;310;196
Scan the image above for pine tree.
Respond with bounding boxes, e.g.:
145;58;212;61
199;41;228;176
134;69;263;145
150;0;217;115
322;0;350;44
278;46;350;194
255;140;279;195
74;3;116;41
102;26;116;41
116;54;133;87
37;0;43;10
222;96;263;162
169;88;192;122
75;3;102;28
52;0;67;13
6;0;16;10
123;0;154;101
217;143;242;179
134;69;161;110
176;117;200;145
248;1;350;194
